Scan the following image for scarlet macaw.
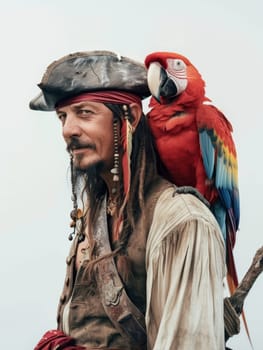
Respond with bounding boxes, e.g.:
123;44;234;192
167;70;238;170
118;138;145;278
145;51;240;294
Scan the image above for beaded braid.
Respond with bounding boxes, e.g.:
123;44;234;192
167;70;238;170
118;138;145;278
68;154;85;242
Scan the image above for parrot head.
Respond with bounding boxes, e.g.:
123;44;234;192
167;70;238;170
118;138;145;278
145;51;206;105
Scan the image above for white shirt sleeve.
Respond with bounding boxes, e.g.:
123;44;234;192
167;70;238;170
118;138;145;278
145;188;226;350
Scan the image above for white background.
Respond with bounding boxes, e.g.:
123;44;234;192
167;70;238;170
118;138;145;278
0;1;262;349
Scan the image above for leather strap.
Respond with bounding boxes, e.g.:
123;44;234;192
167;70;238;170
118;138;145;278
93;197;147;346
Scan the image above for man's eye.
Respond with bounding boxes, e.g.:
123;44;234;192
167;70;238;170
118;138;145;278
79;109;92;115
58;114;66;122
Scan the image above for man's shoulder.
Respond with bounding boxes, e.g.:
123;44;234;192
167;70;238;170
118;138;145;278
146;184;224;258
154;185;217;225
145;177;219;228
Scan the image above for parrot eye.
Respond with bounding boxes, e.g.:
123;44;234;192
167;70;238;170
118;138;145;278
170;59;186;71
166;58;188;94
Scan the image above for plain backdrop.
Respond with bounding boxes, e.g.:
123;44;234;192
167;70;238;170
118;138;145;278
0;1;262;349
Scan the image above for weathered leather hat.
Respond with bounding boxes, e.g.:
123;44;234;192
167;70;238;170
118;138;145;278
29;50;150;111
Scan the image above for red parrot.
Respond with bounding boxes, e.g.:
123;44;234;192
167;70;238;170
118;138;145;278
144;51;240;295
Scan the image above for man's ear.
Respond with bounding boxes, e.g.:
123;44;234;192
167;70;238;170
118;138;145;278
129;103;142;131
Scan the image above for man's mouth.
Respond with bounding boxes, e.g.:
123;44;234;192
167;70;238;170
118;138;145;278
67;139;96;154
71;146;94;155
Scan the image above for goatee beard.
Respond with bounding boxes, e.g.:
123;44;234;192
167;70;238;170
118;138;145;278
73;160;105;178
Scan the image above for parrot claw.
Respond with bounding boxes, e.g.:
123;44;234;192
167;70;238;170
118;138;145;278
172;185;210;208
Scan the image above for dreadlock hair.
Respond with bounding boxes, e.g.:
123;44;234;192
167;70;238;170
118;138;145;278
71;102;159;282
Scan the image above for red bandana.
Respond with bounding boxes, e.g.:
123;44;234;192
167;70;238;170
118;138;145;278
56;90;142;108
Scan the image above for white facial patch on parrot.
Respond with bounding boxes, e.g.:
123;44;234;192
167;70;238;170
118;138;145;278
166;58;188;95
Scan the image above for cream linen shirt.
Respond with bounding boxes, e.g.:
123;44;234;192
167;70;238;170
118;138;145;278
146;187;226;350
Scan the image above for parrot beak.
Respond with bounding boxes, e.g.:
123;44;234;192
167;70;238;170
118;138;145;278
147;62;178;103
147;62;163;102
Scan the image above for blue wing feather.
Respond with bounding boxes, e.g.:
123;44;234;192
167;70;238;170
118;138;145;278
199;130;215;179
197;104;240;235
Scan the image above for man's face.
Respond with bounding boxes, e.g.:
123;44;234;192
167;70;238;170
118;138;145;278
56;101;115;172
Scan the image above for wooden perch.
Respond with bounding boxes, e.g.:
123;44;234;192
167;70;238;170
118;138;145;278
224;246;263;342
229;245;263;315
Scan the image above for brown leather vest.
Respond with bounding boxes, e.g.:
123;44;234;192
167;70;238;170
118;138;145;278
57;178;171;349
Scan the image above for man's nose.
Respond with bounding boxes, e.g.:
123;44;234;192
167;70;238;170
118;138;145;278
62;114;82;139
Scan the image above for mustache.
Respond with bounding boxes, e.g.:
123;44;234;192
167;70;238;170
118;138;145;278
66;137;96;153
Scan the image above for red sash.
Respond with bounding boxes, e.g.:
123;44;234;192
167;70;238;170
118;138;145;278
34;330;86;350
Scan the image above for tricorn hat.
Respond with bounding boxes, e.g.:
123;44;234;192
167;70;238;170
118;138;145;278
29;50;150;111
